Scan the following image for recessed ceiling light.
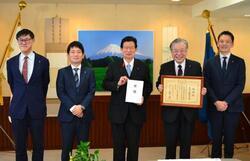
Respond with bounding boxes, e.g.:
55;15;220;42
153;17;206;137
171;0;181;2
244;14;250;17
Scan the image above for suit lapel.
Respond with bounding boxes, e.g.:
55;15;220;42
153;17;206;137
79;66;87;87
184;59;192;76
224;54;235;78
65;66;76;89
130;59;139;78
29;53;41;83
119;60;128;77
169;61;176;75
14;53;24;81
214;55;224;77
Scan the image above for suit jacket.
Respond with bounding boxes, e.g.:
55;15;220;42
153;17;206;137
156;59;202;123
56;65;96;122
7;52;50;119
204;54;245;112
103;59;152;125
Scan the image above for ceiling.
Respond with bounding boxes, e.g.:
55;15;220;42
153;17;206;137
0;0;250;18
0;0;203;5
212;0;250;18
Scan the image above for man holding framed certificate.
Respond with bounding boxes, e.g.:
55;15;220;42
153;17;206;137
103;36;152;161
156;38;206;159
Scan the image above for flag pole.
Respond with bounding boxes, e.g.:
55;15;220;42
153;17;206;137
0;0;27;150
0;0;27;72
0;0;26;106
202;10;218;52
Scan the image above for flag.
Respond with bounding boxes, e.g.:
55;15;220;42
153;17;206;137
2;25;22;79
199;31;215;139
0;15;21;105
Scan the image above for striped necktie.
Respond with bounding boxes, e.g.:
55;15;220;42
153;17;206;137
22;56;28;83
73;68;80;88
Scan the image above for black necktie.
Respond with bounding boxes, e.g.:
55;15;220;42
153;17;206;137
177;65;183;76
73;68;80;88
222;57;227;73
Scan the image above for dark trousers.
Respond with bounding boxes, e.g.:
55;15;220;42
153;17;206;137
60;117;91;161
111;117;142;161
164;111;195;159
12;112;45;161
209;111;240;158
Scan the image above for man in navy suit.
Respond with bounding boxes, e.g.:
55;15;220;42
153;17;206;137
156;38;206;159
56;41;95;161
7;29;50;161
204;31;246;158
103;36;152;161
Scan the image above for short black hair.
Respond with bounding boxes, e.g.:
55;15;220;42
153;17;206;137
218;31;234;43
16;29;35;40
67;41;85;54
120;36;137;48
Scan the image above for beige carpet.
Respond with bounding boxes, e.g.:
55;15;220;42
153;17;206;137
0;143;249;161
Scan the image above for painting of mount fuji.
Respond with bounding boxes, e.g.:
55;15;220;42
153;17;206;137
78;30;154;91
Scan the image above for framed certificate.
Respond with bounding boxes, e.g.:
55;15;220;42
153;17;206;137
160;75;204;108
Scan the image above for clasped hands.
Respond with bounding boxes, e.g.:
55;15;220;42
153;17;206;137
214;101;228;112
71;105;84;118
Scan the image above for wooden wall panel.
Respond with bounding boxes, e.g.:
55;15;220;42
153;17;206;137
0;95;249;151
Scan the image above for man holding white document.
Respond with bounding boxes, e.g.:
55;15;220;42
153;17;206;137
103;36;152;161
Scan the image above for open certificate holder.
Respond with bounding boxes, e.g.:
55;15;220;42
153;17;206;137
125;79;144;104
161;75;204;108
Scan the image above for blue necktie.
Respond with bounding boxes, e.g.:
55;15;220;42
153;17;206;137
73;68;80;88
126;64;131;76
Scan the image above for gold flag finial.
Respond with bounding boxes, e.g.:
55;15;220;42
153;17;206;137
19;0;27;11
202;10;210;19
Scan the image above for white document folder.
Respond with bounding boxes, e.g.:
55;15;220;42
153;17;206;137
125;79;144;104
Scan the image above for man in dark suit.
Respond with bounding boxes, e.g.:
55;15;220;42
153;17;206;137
7;29;50;161
103;36;152;161
204;31;246;158
156;38;206;159
56;41;95;161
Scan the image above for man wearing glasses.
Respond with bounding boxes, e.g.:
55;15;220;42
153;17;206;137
156;38;206;159
7;29;50;161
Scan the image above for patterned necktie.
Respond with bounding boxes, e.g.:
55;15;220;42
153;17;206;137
73;68;80;88
22;56;28;83
177;65;183;76
126;64;132;76
222;57;227;72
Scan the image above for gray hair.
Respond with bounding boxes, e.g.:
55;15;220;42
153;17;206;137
169;38;188;51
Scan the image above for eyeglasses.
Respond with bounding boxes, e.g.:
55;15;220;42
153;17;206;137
17;38;32;44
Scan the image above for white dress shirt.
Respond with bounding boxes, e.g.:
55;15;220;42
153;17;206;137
71;64;81;82
219;53;231;69
123;58;135;71
174;59;186;76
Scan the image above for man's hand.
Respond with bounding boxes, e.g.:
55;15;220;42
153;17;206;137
201;87;207;95
72;105;84;118
136;96;144;106
157;84;163;93
118;76;129;86
214;101;228;111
